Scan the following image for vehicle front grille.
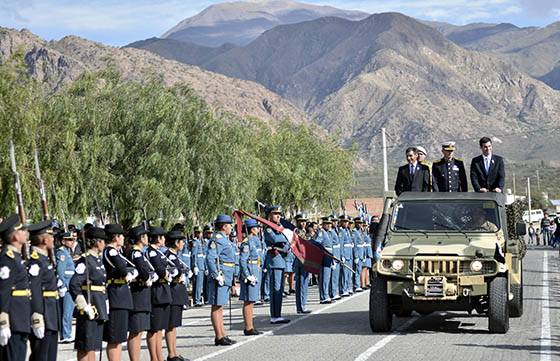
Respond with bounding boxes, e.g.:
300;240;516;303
413;258;497;276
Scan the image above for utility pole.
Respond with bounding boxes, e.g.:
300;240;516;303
382;128;388;192
536;169;541;191
527;177;532;225
512;172;516;196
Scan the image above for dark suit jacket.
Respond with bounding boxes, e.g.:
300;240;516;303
394;163;431;196
470;154;505;192
432;158;468;192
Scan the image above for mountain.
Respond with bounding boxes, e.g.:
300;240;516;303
162;0;368;46
0;27;307;124
139;13;560;161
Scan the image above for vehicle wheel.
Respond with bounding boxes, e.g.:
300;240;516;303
394;308;413;317
369;275;392;332
488;276;509;333
509;265;523;318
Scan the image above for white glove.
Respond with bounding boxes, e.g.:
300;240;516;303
263;268;267;273
0;313;11;346
58;286;67;298
83;304;96;320
246;275;257;286
165;270;172;282
187;270;194;279
180;274;186;284
170;268;179;277
331;264;336;270
354;258;359;264
150;273;159;283
216;274;225;286
145;279;153;287
31;313;45;339
341;257;346;262
193;267;199;276
204;269;209;276
125;269;139;283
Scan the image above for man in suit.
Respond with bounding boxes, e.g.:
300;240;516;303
470;136;505;193
432;141;468;192
394;147;431;196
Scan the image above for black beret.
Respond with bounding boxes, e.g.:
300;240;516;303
104;224;124;235
86;227;108;240
28;220;54;236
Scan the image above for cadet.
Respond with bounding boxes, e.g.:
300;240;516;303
284;231;296;296
263;206;291;323
239;219;263;335
165;230;190;361
28;220;59;361
338;215;353;297
206;215;237;346
361;222;373;289
191;225;207;306
329;216;341;301
147;226;174;361
70;227;109;361
0;215;31;361
352;218;364;292
127;224;156;361
432;141;468;192
103;224;137;361
56;232;76;343
202;225;214;304
293;214;311;313
316;217;334;304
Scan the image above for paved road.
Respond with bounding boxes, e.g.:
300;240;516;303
59;249;559;361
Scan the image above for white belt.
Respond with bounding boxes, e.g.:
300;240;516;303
343;244;353;248
324;247;333;251
197;254;206;258
64;271;75;275
333;245;340;249
357;244;364;248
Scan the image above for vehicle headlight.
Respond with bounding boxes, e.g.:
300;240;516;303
391;259;405;271
470;260;483;272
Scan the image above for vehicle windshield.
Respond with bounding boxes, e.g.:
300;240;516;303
392;200;501;233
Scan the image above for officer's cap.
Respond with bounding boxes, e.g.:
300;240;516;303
171;223;185;232
338;215;350;222
265;205;282;216
416;146;428;156
193;225;203;233
321;216;332;224
104;223;124;235
214;214;233;225
0;214;26;243
166;230;186;240
442;141;456;151
330;215;339;222
203;224;214;233
294;213;308;221
353;217;363;224
244;219;259;229
28;220;54;237
61;231;75;239
149;226;166;237
86;226;108;241
128;224;149;239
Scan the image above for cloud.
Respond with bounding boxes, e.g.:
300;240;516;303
519;0;560;17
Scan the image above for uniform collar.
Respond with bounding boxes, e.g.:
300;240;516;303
133;245;143;251
7;244;20;254
168;248;177;255
32;246;48;257
87;249;100;257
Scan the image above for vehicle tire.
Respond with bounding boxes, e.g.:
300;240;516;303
369;275;392;332
488;275;509;333
394;308;412;317
509;265;523;318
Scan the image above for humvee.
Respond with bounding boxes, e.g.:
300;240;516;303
369;192;526;334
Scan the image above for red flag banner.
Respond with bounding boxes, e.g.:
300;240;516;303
232;209;324;274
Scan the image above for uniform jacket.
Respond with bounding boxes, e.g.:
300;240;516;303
128;245;153;312
394;163;431;195
28;248;60;332
0;245;31;333
239;235;261;281
470;154;505;192
432;158;468;192
190;237;207;271
338;227;353;261
264;226;290;269
55;246;75;288
147;245;172;305
166;249;188;306
316;229;333;266
352;229;364;259
69;251;108;321
206;232;236;286
103;245;134;310
329;229;341;259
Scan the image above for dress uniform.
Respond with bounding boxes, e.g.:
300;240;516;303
362;227;373;270
260;235;270;302
55;234;75;342
0;215;31;361
127;225;154;335
102;224;137;346
316;217;334;303
352;218;364;292
263;206;290;323
147;227;173;332
432;141;468;192
165;231;189;329
329;220;341;300
28;221;60;361
191;229;207;306
69;227;109;352
206;220;236;307
239;219;261;303
338;216;353;297
293;215;310;313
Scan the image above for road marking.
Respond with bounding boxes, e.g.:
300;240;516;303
194;290;369;361
540;251;551;361
353;316;419;361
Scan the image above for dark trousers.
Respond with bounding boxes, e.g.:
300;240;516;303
269;268;284;318
294;260;309;312
29;330;58;361
0;332;28;361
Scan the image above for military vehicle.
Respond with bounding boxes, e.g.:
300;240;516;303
369;192;526;334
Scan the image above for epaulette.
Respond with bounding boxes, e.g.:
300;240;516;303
6;249;14;259
433;158;445;164
454;157;464;162
30;250;39;260
241;238;249;244
216;234;223;240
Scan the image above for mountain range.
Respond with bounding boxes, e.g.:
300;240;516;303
128;10;560;161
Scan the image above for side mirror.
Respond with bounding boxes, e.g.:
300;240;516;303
515;222;527;236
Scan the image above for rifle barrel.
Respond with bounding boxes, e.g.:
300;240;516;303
9;141;26;223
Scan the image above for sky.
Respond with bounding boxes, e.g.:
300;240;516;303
0;0;559;46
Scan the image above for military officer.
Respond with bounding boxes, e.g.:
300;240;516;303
56;232;76;343
102;224;137;361
191;225;207;307
206;214;237;346
239;219;263;335
28;220;60;361
126;224;156;361
432;141;468;192
202;225;214;304
316;216;334;304
352;218;364;292
293;214;311;313
361;222;373;289
329;216;341;301
0;214;31;361
69;227;108;361
263;206;291;324
165;230;190;361
338;215;353;297
146;226;173;361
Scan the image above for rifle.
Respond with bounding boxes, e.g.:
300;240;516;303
340;199;346;216
33;147;49;220
51;185;68;232
9;141;26;224
328;198;335;216
110;190;119;224
94;196;105;226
